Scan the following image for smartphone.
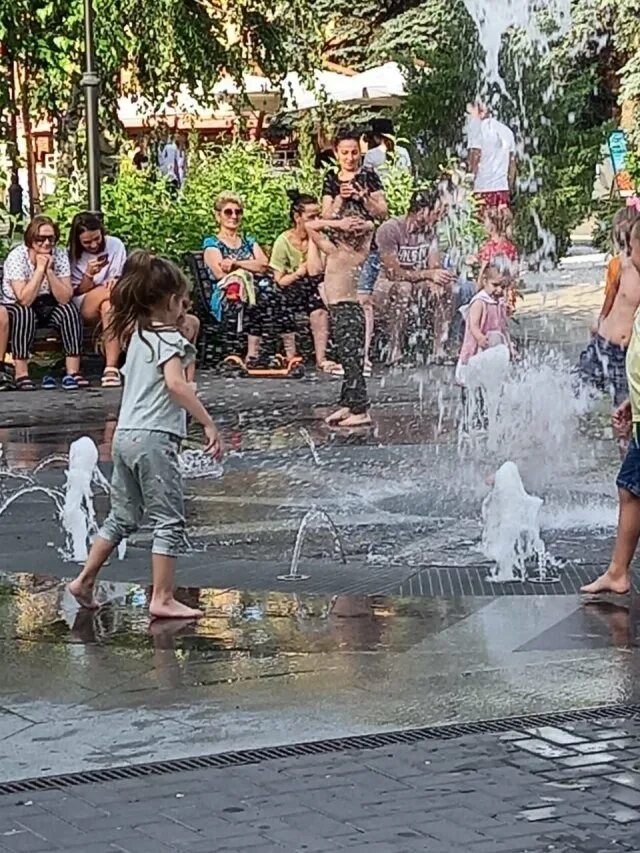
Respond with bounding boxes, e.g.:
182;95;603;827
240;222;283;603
98;254;108;264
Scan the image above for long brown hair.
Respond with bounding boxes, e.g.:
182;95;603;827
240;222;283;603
107;250;188;347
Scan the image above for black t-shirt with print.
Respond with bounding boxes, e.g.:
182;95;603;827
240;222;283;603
321;167;384;221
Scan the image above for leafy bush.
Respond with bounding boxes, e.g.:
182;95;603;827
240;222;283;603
44;142;325;262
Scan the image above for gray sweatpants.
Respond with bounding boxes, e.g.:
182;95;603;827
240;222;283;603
99;429;187;557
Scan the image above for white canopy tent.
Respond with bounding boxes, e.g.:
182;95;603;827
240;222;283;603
117;63;406;127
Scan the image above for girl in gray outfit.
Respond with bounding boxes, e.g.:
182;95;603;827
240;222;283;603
69;251;223;619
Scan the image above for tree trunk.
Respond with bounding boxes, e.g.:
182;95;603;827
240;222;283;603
18;64;41;216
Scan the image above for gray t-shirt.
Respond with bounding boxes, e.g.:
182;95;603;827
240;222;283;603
376;215;438;271
118;327;196;438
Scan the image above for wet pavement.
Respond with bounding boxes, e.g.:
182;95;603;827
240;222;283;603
4;711;640;851
3;268;638;850
1;571;640;789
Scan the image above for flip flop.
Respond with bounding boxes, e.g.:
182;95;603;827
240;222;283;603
0;367;15;391
101;368;122;388
15;376;36;392
69;372;90;388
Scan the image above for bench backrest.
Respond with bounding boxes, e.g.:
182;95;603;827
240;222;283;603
185;251;215;320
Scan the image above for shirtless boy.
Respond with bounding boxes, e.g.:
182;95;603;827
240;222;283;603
582;219;640;596
577;213;640;407
306;214;374;427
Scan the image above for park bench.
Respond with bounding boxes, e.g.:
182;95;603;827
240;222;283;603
184;250;315;368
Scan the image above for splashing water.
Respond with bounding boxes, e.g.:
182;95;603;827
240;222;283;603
179;450;224;480
62;437;113;562
488;349;591;483
482;460;550;581
463;0;572;90
458;342;511;448
299;427;322;467
32;454;70;476
0;485;65;518
278;508;347;581
463;0;573;268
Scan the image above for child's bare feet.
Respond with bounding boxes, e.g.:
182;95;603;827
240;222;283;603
149;598;204;620
68;577;99;610
338;412;372;428
580;569;630;595
326;406;351;425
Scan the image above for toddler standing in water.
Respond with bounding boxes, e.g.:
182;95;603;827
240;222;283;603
69;251;223;619
456;256;515;385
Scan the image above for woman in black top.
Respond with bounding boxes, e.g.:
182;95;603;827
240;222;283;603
321;127;388;375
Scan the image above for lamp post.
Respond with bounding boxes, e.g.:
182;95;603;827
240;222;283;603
81;0;101;213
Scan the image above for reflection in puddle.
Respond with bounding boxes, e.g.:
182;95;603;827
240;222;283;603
1;572;473;659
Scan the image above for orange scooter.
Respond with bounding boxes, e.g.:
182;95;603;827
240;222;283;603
220;353;305;379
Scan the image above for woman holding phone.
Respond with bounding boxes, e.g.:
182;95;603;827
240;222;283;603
322;126;388;375
69;212;127;387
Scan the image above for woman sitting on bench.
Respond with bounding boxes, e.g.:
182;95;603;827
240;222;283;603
270;190;342;376
69;212;127;388
2;215;86;391
203;191;296;369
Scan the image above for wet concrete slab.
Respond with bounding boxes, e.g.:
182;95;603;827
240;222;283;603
0;572;639;783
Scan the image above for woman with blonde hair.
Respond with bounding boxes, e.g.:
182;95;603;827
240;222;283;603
203;191;296;367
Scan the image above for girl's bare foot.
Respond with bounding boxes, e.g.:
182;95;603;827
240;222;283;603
326;406;351;425
338;412;372;428
580;570;630;595
68;578;99;610
149;598;204;620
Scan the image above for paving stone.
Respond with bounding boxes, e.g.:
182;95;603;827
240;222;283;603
135;818;203;846
524;727;587;746
511;739;574;759
15;814;87;845
558;753;620;768
573;739;634;753
0;829;55;853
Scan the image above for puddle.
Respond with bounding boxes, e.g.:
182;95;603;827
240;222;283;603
0;573;476;656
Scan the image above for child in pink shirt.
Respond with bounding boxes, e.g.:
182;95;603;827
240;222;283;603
456;256;515;385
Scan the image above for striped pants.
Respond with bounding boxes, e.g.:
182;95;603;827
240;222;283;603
6;296;83;359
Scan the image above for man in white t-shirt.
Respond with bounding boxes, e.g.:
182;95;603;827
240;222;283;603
363;118;412;177
466;103;516;208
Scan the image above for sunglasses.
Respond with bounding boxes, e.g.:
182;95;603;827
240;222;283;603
221;208;243;217
34;234;57;245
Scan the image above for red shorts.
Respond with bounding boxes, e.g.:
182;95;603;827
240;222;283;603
476;190;511;210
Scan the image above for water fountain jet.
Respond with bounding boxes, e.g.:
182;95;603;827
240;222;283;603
482;461;557;582
278;508;347;581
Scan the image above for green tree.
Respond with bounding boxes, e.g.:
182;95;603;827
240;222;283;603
0;0;321;190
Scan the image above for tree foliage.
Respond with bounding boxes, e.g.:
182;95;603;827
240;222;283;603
0;0;320;176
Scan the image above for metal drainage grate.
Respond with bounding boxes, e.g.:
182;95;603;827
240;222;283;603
1;702;639;796
398;563;634;597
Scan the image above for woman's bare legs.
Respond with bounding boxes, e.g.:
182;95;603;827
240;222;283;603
80;286;120;369
282;332;297;359
180;314;200;383
247;335;261;360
